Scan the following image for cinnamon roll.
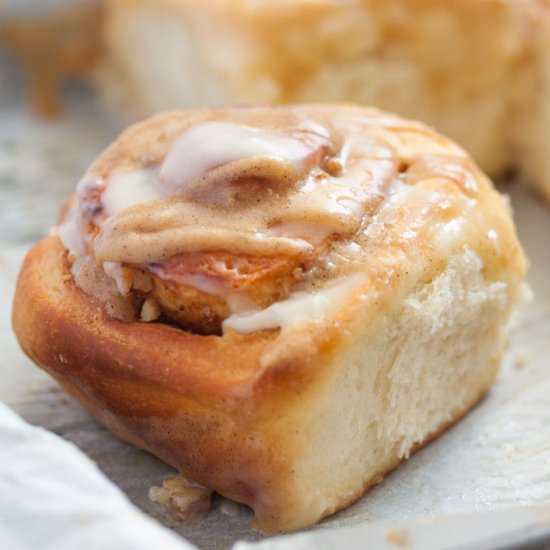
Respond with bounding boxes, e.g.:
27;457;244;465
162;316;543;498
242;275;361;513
13;104;527;533
97;0;550;202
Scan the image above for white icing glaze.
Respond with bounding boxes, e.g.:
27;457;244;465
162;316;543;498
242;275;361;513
76;174;104;199
73;119;396;269
102;170;164;216
222;273;366;334
386;179;430;206
148;267;257;314
58;204;86;258
434;218;467;251
159;122;322;195
103;261;131;295
265;222;335;243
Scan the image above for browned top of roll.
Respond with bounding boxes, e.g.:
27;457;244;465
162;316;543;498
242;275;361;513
56;104;525;334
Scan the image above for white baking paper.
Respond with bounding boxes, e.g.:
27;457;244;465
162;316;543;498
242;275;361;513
236;503;550;550
0;403;195;550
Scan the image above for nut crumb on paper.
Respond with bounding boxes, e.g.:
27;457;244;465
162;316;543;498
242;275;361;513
149;475;212;522
386;528;410;547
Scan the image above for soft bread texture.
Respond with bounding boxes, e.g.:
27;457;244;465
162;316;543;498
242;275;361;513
12;105;527;533
13;239;521;533
98;0;550;202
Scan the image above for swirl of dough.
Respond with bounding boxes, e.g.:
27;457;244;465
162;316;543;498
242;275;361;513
58;105;508;334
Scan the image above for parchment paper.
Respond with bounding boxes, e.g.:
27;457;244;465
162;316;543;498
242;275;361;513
0;403;195;550
1;53;549;549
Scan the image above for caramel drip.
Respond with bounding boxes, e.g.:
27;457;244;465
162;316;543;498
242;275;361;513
0;3;103;118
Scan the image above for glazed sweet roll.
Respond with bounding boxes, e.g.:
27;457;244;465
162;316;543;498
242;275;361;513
13;104;527;533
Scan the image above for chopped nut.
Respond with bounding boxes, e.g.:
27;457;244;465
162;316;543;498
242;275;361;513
219;498;241;517
140;298;161;322
149;475;212;522
323;156;344;176
386;529;410;547
132;270;154;292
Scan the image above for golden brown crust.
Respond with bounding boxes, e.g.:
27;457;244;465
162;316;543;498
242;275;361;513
14;237;286;404
13;236;340;532
12;234;514;533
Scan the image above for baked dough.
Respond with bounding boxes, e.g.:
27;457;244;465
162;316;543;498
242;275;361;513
97;0;550;202
13;104;527;533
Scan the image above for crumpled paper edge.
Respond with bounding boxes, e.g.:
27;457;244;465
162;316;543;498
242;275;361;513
236;505;550;550
0;402;195;550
